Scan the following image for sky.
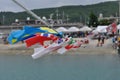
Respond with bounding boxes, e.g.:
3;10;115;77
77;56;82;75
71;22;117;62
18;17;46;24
0;0;116;12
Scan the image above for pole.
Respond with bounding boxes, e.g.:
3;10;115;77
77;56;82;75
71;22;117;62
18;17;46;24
80;16;81;23
118;0;120;23
2;15;5;25
66;15;69;23
12;0;51;27
62;11;65;22
56;8;59;23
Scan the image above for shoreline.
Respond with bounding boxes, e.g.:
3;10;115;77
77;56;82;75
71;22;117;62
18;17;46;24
0;39;118;55
0;44;117;55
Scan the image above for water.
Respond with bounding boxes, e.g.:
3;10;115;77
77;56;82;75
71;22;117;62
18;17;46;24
0;54;120;80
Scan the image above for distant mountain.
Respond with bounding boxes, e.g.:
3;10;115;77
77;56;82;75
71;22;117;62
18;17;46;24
0;1;119;25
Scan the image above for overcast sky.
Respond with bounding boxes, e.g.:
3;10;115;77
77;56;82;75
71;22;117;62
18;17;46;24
0;0;116;12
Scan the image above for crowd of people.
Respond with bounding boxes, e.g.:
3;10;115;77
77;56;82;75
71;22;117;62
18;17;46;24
112;35;120;49
63;31;89;38
111;34;120;55
2;34;9;44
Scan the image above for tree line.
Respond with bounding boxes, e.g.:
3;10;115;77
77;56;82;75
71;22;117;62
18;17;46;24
0;1;118;26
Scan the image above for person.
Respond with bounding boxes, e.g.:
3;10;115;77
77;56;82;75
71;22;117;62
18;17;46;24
112;36;117;49
67;37;75;45
112;36;115;47
84;37;89;44
117;41;120;55
101;35;105;46
117;35;120;42
58;38;63;44
112;37;115;43
97;34;101;47
2;34;8;44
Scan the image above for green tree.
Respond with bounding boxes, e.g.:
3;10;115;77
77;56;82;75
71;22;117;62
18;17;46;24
88;12;98;27
98;19;115;25
0;21;2;25
98;19;110;25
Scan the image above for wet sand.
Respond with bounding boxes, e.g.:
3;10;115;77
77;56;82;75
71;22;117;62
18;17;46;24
0;38;118;55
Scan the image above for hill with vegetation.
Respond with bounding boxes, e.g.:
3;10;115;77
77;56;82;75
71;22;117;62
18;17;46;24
0;1;119;25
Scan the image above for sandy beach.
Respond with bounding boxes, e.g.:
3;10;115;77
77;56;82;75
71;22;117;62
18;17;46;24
0;38;118;55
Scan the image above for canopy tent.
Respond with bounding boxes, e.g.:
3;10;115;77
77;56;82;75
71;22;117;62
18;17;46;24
95;26;108;33
56;27;68;32
79;26;92;32
92;29;98;34
0;32;4;39
68;27;80;32
117;24;120;29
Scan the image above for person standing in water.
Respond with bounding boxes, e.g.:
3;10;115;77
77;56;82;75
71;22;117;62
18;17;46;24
117;40;120;55
97;34;101;47
101;35;105;46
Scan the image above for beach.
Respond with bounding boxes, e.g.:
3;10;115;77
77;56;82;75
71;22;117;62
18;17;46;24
0;38;117;55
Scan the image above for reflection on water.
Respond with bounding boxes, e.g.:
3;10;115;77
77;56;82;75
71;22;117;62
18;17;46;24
0;54;120;80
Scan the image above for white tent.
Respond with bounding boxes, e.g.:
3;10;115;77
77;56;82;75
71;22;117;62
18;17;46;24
92;29;99;34
0;32;4;39
79;26;92;31
95;26;108;33
56;27;68;32
117;24;120;29
68;27;80;32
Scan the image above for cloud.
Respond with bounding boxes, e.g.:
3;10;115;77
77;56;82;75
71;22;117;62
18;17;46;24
0;0;116;12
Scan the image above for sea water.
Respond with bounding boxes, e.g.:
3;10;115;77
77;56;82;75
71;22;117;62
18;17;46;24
0;54;120;80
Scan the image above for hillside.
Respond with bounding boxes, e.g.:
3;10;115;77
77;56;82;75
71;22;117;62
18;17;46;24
0;1;119;25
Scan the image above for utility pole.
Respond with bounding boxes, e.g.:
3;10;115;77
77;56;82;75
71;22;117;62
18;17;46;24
50;13;53;19
79;16;81;23
66;15;69;23
56;8;59;23
85;16;86;25
118;0;120;23
2;15;5;25
62;11;65;23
